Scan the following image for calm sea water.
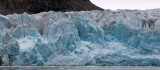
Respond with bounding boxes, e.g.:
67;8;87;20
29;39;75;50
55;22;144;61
0;66;159;70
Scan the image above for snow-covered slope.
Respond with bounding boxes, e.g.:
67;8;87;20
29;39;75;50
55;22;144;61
0;9;160;66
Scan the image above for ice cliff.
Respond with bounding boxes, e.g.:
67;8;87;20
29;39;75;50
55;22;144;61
0;9;160;66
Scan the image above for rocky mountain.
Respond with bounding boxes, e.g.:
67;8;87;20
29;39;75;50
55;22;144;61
0;0;103;15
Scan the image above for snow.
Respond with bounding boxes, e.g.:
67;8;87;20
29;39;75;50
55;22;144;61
0;9;160;66
17;37;36;52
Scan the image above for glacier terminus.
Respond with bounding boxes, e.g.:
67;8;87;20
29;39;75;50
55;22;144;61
0;9;160;66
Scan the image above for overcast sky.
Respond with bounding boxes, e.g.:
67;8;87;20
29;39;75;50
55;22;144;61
90;0;160;10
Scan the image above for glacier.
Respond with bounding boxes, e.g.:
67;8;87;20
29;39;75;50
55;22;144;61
0;9;160;66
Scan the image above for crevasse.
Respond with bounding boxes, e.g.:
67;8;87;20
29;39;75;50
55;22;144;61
0;9;160;66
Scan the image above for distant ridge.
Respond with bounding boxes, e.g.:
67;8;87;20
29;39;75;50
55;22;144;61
0;0;103;15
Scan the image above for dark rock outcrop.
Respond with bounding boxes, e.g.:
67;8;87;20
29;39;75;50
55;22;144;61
0;0;103;15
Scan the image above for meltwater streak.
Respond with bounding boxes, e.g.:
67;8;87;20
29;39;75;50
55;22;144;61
0;66;160;70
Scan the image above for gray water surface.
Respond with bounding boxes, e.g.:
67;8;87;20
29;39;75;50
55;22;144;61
0;66;160;70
